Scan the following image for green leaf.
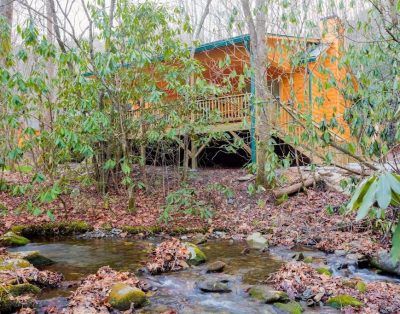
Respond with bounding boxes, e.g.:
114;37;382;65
391;223;400;264
46;210;55;221
347;176;376;210
32;173;46;184
33;207;41;216
103;159;116;170
387;173;400;194
376;174;391;209
356;180;378;221
121;162;131;175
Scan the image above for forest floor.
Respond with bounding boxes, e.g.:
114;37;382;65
0;166;388;256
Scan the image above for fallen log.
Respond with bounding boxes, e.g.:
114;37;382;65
273;175;320;198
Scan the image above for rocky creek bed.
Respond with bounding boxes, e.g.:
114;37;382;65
0;230;399;314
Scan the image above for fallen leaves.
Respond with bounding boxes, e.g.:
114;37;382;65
270;262;400;313
0;167;391;260
64;266;144;314
146;238;189;274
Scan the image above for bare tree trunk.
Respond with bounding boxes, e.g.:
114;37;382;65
182;0;212;180
241;0;272;187
45;0;55;131
0;0;13;28
0;0;13;50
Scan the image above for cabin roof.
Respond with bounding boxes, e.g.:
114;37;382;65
83;33;324;77
194;33;320;54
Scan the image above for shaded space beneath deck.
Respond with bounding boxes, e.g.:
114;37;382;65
134;131;311;169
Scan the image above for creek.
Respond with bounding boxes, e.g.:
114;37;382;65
9;238;399;313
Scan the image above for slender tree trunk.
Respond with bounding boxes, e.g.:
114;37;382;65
182;0;212;180
0;0;13;30
241;0;272;187
0;0;13;55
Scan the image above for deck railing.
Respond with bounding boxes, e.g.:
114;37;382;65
194;93;250;123
129;93;251;125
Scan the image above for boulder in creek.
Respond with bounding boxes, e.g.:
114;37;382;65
206;261;226;273
370;250;400;276
184;242;207;265
0;231;30;246
248;286;289;304
0;258;31;271
246;232;268;250
10;251;55;267
196;278;231;293
273;300;303;314
326;294;363;309
108;282;148;310
0;283;40;313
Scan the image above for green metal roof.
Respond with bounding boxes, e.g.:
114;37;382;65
194;34;250;53
83;33;321;77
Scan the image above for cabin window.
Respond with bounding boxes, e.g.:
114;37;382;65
267;80;280;100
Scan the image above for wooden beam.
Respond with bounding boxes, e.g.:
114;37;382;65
178;142;193;159
229;131;251;155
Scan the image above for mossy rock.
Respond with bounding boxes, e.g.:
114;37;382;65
184;242;207;265
108;283;147;310
170;227;208;236
101;223;113;231
274;301;303;314
0;292;19;313
316;267;332;276
12;251;55;267
0;232;30;246
0;284;39;313
0;258;32;271
327;295;364;309
122;225;162;235
11;221;93;237
8;283;41;296
246;232;268;250
355;281;367;293
248;286;289;303
303;257;313;263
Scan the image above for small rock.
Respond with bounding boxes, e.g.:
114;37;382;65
248;286;289;304
192;234;207;245
313;291;325;303
292;252;304;261
108;282;147;310
316;267;332;276
303;256;313;263
196;278;231;293
246;232;268;250
0;232;30;246
0;258;31;270
215;231;226;238
11;251;55;267
334;250;347;257
184;243;207;265
237;174;254;182
326;295;363;309
206;261;226;273
346;253;366;263
273;300;303;314
370;250;400;276
356;281;367;293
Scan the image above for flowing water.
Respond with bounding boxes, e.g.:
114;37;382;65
10;238;396;313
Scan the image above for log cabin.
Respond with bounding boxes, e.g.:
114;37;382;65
142;15;356;168
107;16;359;168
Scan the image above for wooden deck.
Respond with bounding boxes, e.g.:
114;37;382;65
129;93;358;167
